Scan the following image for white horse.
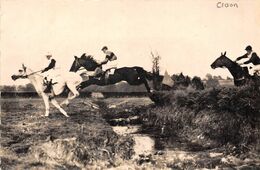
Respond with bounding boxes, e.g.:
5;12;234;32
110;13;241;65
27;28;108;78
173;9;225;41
11;64;82;117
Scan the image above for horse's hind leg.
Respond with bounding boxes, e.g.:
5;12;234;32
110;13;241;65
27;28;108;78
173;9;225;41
50;98;69;117
143;79;152;93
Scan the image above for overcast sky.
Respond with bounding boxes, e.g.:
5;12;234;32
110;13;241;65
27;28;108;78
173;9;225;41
1;0;260;85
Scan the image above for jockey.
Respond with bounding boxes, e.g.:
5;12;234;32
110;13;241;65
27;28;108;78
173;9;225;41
100;46;118;69
41;54;59;93
89;46;118;78
100;46;118;80
41;54;56;74
236;45;260;74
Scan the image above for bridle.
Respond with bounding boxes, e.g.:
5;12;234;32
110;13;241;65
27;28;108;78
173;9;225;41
74;57;85;71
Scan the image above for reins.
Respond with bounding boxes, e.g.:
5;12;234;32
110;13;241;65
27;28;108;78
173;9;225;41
26;70;42;76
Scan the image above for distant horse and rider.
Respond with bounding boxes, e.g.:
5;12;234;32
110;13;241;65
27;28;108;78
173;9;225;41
211;45;260;86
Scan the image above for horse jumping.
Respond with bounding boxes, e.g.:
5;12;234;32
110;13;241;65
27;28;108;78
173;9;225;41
70;54;154;93
11;64;82;117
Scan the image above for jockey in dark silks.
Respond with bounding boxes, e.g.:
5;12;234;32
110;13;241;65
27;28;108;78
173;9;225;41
100;46;117;66
236;45;260;75
42;54;56;73
41;54;59;93
89;46;118;78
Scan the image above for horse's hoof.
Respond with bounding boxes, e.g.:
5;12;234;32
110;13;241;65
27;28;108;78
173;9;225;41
61;102;69;107
92;106;99;109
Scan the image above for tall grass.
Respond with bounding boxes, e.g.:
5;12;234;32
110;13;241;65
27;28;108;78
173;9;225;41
145;85;260;151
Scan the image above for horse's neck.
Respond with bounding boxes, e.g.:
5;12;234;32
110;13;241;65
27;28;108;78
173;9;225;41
225;62;243;79
84;58;99;71
27;69;44;94
87;57;98;65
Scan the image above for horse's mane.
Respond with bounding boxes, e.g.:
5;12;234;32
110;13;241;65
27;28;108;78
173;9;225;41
80;53;98;64
69;53;100;72
227;56;243;69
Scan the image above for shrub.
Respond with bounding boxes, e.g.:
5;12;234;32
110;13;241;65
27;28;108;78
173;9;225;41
145;85;260;151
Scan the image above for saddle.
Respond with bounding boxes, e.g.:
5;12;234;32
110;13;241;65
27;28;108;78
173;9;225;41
101;67;116;80
89;67;116;81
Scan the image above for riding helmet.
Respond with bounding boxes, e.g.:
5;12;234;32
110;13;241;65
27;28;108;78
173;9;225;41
101;46;108;51
245;45;252;51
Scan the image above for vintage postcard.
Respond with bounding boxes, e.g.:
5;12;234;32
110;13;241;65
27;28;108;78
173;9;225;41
1;0;260;169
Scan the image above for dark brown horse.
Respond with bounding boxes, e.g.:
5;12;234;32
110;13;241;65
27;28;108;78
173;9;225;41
211;52;253;86
70;53;154;93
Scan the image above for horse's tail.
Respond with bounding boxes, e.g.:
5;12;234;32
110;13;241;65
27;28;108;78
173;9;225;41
133;67;153;80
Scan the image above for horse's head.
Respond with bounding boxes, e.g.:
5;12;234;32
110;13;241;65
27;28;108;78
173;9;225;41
70;53;100;72
211;52;232;69
11;64;28;81
69;56;81;72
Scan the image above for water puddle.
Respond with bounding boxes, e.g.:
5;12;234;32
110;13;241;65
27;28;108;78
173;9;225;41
112;125;155;159
112;125;140;135
132;135;155;158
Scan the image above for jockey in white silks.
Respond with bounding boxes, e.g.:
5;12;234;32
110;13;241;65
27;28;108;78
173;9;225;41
235;45;260;75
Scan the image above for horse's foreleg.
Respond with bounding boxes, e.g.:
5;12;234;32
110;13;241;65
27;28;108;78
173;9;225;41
141;78;151;93
67;83;80;100
42;94;50;116
137;78;151;93
50;99;69;117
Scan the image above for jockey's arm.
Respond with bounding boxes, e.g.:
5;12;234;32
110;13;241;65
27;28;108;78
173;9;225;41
100;58;109;65
236;54;247;61
42;59;56;73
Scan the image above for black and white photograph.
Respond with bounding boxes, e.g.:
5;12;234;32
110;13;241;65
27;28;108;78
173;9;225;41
1;0;260;169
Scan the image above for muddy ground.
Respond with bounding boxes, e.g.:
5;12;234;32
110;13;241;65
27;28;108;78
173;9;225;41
1;96;260;169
